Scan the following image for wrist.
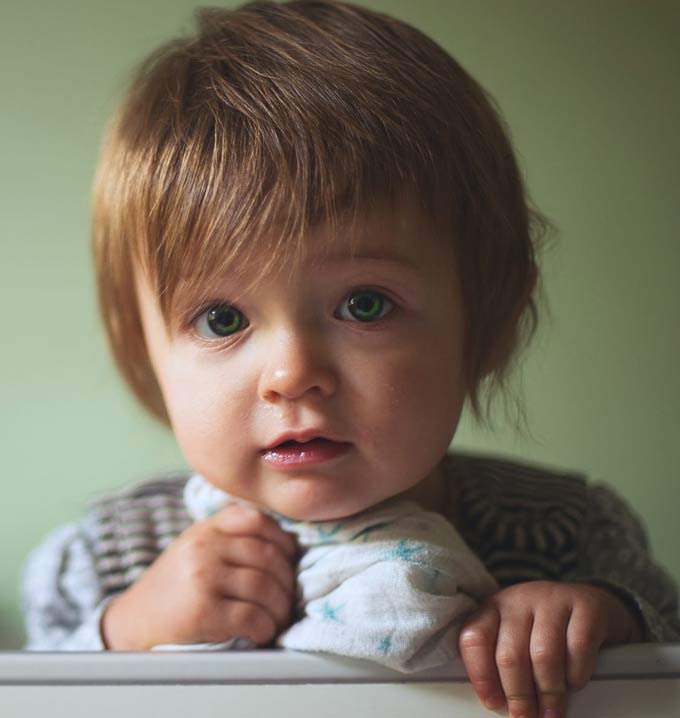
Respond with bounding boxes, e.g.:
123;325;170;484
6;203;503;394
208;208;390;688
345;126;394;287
587;582;646;643
617;597;645;642
101;592;146;651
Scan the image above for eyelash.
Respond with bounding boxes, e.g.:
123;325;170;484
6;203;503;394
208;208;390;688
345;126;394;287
186;288;397;343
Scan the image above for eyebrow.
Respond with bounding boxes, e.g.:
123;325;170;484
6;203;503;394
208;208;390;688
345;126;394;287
318;251;420;272
171;250;421;315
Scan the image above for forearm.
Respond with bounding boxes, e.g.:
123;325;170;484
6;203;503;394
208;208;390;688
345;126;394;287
24;598;111;651
22;522;111;652
570;484;680;642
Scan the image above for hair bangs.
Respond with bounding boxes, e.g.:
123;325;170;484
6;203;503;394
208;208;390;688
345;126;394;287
93;0;545;426
110;19;445;323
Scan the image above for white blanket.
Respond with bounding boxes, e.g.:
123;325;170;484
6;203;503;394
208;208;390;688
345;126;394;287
152;475;497;672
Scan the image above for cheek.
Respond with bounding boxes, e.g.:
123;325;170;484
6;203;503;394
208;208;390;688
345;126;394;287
157;357;250;465
360;338;464;455
404;358;463;441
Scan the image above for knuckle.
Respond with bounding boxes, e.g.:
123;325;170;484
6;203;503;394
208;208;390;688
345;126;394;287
573;584;611;614
186;563;211;586
180;531;211;562
567;664;592;691
530;643;559;669
180;529;206;553
216;504;268;535
179;544;212;580
239;604;276;644
271;597;292;627
569;632;599;659
470;676;499;693
238;506;268;533
505;583;535;600
459;625;494;649
568;671;589;691
539;688;566;704
496;648;524;671
505;694;534;718
244;568;271;595
260;540;280;564
193;596;220;635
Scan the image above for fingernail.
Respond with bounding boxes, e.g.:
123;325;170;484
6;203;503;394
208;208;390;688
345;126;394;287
542;709;560;718
484;694;506;710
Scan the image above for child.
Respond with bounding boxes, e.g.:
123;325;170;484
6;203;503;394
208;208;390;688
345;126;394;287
21;1;679;716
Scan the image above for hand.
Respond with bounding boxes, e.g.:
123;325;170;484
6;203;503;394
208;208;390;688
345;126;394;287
101;503;297;650
458;580;644;718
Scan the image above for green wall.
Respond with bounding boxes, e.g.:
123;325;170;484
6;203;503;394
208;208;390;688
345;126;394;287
1;1;678;648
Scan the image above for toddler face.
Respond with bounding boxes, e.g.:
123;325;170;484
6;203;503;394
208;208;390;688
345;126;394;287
137;201;467;521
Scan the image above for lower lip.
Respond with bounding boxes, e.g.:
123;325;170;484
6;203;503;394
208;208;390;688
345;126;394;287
260;439;352;469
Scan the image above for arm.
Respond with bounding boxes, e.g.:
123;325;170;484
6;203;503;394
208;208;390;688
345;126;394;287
23;504;297;652
567;482;680;641
459;580;643;718
457;482;680;718
21;523;110;650
100;504;296;650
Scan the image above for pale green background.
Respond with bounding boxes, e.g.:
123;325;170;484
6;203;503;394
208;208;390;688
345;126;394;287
1;1;678;649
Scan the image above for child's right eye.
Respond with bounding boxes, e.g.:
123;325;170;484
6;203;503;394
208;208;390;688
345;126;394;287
194;304;248;339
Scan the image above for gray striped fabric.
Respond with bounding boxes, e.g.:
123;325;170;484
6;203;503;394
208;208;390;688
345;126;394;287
21;453;680;650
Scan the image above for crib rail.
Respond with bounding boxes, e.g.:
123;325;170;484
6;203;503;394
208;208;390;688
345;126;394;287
0;642;679;684
1;643;679;717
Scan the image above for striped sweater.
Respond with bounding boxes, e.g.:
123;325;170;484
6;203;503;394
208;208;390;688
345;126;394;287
21;452;680;650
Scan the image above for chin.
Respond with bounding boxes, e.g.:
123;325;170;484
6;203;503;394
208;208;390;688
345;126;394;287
276;503;355;523
273;491;376;523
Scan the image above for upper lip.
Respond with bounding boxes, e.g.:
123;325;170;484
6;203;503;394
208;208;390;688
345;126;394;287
262;429;347;451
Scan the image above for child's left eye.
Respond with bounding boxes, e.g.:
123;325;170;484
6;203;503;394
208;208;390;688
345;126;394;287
336;290;394;323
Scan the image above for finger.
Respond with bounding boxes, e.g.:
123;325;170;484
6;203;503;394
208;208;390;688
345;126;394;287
216;535;296;596
530;603;570;718
565;600;607;690
215;566;293;629
458;606;506;711
496;607;537;718
208;504;298;561
211;599;279;646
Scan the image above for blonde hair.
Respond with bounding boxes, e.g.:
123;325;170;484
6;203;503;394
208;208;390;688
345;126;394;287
92;0;547;427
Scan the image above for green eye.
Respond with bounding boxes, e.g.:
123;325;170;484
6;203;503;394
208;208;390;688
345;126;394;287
196;304;247;338
341;290;393;323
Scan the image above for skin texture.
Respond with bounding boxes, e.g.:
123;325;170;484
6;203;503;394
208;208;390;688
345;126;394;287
102;503;297;650
137;202;467;523
101;201;643;718
458;581;643;718
103;201;467;649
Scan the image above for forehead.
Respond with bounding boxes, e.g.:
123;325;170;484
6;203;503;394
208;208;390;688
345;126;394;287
305;201;436;262
158;197;455;317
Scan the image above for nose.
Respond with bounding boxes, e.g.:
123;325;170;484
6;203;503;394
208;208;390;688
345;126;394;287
258;326;338;403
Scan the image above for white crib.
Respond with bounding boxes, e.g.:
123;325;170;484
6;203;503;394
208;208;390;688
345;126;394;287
1;643;679;717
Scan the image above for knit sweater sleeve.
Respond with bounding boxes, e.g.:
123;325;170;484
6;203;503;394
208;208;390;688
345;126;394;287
21;475;191;651
21;520;111;651
567;482;680;642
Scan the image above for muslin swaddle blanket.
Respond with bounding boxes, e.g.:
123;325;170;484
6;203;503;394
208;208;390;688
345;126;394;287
152;474;497;672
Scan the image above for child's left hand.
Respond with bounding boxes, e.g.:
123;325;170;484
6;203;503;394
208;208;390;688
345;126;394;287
458;580;644;718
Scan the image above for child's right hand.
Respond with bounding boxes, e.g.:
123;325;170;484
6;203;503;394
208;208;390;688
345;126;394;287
100;503;298;650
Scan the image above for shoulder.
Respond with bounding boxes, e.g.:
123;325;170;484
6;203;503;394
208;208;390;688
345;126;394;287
22;472;194;643
79;472;193;598
441;451;590;584
443;450;589;512
87;471;190;511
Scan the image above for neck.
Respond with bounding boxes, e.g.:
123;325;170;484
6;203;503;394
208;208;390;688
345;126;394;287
398;461;448;513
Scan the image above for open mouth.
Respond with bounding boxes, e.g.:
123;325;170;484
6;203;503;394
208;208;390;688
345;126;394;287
261;437;352;467
276;437;334;449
